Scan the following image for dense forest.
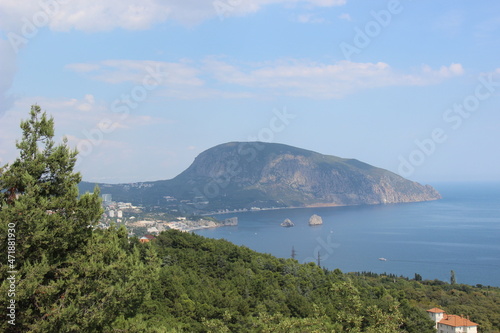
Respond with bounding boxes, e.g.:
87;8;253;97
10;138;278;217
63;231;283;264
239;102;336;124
1;106;499;332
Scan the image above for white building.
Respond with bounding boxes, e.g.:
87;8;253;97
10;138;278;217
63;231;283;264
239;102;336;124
108;210;115;218
427;308;478;333
117;210;123;218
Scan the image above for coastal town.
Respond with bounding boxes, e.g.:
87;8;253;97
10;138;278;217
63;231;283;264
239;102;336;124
97;194;238;236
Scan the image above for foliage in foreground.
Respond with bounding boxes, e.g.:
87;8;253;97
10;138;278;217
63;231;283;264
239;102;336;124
1;106;499;332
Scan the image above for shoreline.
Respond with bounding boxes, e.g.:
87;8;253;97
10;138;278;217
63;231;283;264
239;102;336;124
203;198;440;216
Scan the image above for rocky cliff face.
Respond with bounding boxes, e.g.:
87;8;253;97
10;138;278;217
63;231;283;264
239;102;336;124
171;142;441;209
80;142;441;211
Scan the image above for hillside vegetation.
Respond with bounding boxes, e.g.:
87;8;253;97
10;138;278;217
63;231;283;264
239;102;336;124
1;106;498;332
123;229;500;332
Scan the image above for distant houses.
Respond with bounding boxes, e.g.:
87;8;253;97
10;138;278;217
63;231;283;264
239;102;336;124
427;308;478;333
139;234;156;243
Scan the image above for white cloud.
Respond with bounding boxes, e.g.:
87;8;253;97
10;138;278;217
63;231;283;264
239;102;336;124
421;63;464;80
440;63;464;77
51;1;173;32
67;58;466;100
0;0;171;32
203;58;466;98
67;59;258;99
0;0;348;116
0;0;347;32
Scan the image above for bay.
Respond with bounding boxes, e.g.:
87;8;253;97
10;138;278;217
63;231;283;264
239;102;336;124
194;182;500;287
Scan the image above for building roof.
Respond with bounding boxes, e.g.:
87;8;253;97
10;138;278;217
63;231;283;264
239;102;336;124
439;314;478;327
427;308;446;313
144;234;156;240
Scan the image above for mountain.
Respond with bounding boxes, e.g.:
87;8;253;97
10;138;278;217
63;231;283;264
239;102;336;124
80;142;441;212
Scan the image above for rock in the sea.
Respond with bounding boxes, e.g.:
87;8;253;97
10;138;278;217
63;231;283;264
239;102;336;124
281;218;295;227
223;217;238;226
309;214;323;226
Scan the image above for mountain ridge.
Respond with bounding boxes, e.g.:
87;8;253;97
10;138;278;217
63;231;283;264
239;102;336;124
79;142;441;212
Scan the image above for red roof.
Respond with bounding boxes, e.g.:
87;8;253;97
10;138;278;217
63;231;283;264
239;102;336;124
144;234;156;240
427;308;445;313
439;314;478;327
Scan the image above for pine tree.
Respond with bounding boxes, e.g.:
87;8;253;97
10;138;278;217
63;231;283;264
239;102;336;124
1;106;163;332
0;105;102;265
29;226;160;332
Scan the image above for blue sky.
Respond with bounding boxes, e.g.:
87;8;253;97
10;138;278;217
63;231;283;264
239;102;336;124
1;0;499;184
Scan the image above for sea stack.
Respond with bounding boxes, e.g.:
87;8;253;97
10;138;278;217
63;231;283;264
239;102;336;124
281;218;295;227
309;214;323;226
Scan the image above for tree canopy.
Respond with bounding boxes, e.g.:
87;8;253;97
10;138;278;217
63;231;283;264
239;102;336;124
0;106;157;332
0;105;102;265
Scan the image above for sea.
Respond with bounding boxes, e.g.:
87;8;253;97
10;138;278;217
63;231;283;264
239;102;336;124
194;182;500;287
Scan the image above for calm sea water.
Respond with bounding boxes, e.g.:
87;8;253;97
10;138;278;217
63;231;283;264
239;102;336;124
195;182;500;287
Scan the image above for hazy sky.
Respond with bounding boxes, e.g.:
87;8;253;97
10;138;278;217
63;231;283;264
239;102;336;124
1;0;499;184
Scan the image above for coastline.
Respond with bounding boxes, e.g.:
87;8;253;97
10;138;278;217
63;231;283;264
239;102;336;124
203;198;439;216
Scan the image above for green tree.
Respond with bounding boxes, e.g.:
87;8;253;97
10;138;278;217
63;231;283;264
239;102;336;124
1;106;163;332
0;105;102;265
26;226;161;332
0;105;101;331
